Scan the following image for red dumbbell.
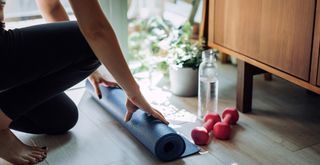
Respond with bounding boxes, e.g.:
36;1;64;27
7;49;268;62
213;107;239;140
191;113;221;145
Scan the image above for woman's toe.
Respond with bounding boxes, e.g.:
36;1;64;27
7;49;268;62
32;151;46;157
29;153;44;162
32;146;48;153
22;155;38;164
12;157;30;165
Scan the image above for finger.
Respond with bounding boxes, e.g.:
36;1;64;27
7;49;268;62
94;81;102;99
153;109;166;119
124;110;134;122
151;110;169;125
156;114;169;125
101;79;119;88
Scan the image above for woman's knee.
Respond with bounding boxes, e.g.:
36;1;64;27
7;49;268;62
46;104;79;135
9;103;79;135
34;94;80;135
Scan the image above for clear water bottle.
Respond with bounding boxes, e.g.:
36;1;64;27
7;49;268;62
198;49;219;120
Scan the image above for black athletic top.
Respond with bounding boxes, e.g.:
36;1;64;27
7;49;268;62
0;26;3;47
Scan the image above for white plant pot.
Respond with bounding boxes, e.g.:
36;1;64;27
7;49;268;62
230;56;238;65
169;66;198;97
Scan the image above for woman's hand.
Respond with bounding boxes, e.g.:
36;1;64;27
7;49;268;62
88;71;169;125
125;97;169;125
88;70;119;99
124;91;169;125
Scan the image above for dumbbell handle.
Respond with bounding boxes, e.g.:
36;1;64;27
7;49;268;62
203;119;215;132
222;114;232;125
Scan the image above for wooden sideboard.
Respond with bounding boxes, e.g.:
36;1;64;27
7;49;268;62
202;0;320;112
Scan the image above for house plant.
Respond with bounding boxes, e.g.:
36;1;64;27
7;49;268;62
168;22;203;96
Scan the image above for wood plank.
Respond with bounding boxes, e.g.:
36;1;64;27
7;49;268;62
295;143;320;164
215;65;320;153
248;76;320;151
313;143;320;153
5;62;320;165
177;120;309;165
213;0;315;80
13;106;130;165
212;63;320;151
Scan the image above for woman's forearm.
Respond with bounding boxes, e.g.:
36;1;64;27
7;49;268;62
36;0;69;22
68;0;140;97
85;28;141;95
0;1;5;27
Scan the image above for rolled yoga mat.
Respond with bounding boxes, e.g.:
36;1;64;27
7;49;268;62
85;80;199;161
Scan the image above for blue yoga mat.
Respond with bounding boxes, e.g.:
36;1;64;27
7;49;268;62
85;80;199;161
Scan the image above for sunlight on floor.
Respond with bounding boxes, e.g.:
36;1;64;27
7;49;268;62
137;71;198;125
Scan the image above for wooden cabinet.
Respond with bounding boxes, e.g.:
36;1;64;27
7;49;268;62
318;57;320;86
204;0;320;112
212;0;315;80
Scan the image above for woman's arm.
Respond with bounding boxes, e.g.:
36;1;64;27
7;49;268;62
68;0;168;124
68;0;138;95
36;0;117;99
0;0;5;27
36;0;69;22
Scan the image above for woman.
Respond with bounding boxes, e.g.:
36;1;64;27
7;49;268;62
0;0;169;164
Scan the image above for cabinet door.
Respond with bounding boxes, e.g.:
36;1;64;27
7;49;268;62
213;0;315;80
318;54;320;86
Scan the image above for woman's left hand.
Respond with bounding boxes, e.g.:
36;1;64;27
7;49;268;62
88;70;119;99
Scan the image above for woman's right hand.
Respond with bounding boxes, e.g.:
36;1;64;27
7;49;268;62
125;92;169;125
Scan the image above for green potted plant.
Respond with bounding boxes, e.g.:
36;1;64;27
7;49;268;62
168;22;203;96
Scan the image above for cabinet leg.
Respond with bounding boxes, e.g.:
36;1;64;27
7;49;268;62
237;60;254;113
220;53;229;64
264;73;273;81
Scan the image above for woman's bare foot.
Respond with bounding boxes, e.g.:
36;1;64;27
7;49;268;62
0;129;48;165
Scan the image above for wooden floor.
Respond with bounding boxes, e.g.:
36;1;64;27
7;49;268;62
1;63;320;165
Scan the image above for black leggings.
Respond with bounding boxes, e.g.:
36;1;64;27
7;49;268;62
0;21;100;134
